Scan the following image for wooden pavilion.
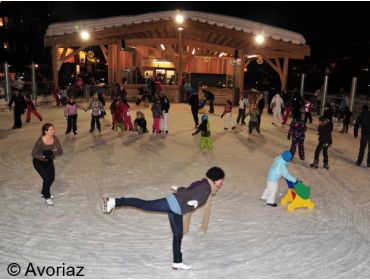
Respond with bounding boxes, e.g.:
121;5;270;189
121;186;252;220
44;10;310;103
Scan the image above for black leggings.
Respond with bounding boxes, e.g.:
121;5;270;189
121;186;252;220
115;197;183;263
33;158;55;199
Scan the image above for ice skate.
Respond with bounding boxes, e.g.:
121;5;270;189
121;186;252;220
310;162;318;169
323;163;329;170
41;194;55;199
172;263;192;270
102;197;115;214
267;203;277;207
45;198;54;205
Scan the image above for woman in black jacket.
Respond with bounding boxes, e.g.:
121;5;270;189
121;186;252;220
102;167;225;270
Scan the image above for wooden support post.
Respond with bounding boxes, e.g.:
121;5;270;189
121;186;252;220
282;54;289;90
239;51;245;93
51;45;59;89
115;41;120;83
178;29;183;86
99;45;108;62
107;44;115;85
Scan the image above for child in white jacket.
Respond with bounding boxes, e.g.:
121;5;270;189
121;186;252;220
261;151;298;207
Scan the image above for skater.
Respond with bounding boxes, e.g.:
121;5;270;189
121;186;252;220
112;98;125;133
133;111;148;134
8;90;26;129
287;113;306;160
236;95;249;125
221;100;236;131
64;97;80;135
270;92;284;126
192;114;213;150
85;93;104;133
338;106;352;133
261;151;298;207
122;99;133;131
25;95;42;123
151;97;162;134
102;167;225;270
354;104;370;167
159;91;170;134
310;104;333;169
188;91;199;127
304;98;314;124
31;123;63;205
246;104;260;134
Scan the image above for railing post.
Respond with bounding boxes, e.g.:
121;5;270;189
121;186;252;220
320;75;329;116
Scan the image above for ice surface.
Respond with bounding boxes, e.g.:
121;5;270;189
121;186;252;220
1;103;369;278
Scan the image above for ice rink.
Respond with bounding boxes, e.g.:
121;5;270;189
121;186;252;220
1;102;369;278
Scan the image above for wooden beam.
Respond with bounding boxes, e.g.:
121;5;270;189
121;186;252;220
282;54;289;90
99;45;108;62
51;45;59;88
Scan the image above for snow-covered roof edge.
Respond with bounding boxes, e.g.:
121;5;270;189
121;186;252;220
45;10;307;45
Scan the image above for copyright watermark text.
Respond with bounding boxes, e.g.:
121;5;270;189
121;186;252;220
7;263;84;277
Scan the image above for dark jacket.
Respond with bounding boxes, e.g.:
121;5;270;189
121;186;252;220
318;119;333;144
354;109;370;137
205;91;214;101
288;119;306;141
174;179;212;214
160;96;170;113
257;98;265;111
8;94;26;114
193;120;211;137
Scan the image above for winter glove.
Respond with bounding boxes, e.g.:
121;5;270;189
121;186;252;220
192;132;196;136
221;114;224;118
187;200;198;209
170;185;179;192
42;150;55;161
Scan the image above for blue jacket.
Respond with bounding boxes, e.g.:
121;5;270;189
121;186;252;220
267;156;297;183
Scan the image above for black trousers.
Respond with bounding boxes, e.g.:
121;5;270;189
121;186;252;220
33;158;55;199
191;109;199;126
90;116;101;131
314;141;330;165
305;112;312;123
208;100;214;113
115;197;183;263
248;121;260;134
13;111;22;128
66;114;78;133
237;108;246;124
357;134;370;165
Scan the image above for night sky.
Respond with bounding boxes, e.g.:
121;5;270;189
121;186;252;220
16;1;370;63
4;1;370;92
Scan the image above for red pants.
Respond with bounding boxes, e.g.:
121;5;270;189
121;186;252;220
124;115;133;130
26;108;42;122
283;107;291;124
153;117;160;133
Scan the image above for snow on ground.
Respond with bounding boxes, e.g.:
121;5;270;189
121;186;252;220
0;102;370;278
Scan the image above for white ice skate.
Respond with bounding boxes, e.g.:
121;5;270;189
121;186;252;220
45;198;54;205
41;194;55;199
102;197;115;214
172;263;192;270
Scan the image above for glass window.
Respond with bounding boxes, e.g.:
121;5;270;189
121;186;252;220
0;18;4;28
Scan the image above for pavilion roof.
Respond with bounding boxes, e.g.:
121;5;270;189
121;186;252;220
45;10;306;45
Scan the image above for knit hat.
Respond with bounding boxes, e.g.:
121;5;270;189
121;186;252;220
202;115;208;121
281;151;293;162
206;167;225;181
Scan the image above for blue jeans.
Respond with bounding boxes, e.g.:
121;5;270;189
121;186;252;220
116;197;183;263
